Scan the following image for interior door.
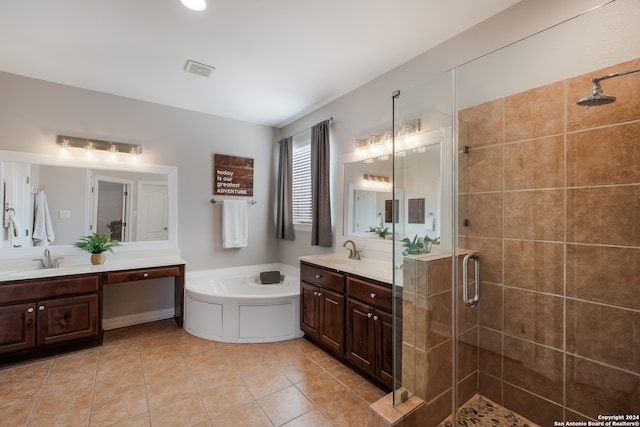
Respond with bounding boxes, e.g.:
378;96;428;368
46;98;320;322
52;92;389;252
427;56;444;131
92;175;132;242
137;181;168;241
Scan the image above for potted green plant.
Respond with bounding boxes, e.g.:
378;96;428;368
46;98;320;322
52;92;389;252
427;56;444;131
73;232;121;265
368;226;391;239
423;235;440;253
401;234;424;255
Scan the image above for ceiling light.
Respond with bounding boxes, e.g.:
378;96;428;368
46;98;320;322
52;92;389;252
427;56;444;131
180;0;207;11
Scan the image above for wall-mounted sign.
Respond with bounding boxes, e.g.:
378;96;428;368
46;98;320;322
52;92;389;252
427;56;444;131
213;154;254;196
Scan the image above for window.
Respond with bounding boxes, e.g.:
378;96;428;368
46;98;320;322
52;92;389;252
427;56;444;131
292;137;312;224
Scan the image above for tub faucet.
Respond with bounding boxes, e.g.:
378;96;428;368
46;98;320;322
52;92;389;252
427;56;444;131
33;249;63;269
342;240;361;260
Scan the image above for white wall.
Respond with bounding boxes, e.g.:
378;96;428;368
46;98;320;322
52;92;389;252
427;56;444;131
275;0;640;266
0;71;278;269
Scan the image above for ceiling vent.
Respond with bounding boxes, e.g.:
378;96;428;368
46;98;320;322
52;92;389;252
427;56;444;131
184;60;215;78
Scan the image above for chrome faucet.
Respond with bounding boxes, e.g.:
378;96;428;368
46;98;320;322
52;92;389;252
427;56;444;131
33;249;63;269
342;240;361;260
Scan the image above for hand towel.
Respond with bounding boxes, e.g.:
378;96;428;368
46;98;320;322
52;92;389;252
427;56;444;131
32;191;55;246
8;209;21;237
222;200;248;248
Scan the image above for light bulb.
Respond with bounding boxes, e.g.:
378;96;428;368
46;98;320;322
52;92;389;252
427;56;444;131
180;0;206;11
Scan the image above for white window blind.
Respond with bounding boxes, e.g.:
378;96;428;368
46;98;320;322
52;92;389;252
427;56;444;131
292;141;312;224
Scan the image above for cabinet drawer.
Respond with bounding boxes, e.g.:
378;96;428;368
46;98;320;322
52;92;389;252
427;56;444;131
105;266;181;284
301;263;344;293
347;277;392;312
0;275;100;304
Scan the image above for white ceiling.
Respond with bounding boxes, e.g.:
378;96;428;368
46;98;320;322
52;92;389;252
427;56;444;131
0;0;521;127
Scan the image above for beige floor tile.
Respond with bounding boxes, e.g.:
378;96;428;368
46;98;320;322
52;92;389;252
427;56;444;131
277;357;325;384
108;412;151;427
241;369;293;399
328;364;368;389
211;401;273;427
319;390;370;426
142;359;189;385
146;374;197;409
149;396;209;427
0;399;36;427
27;405;90;427
89;389;148;427
307;349;342;370
258;385;315;426
352;381;387;404
96;351;142;381
0;359;53;386
93;370;145;404
181;349;226;372
199;379;254;418
295;374;349;406
189;364;238;393
41;365;97;395
282;409;335;427
0;378;45;408
31;383;93;419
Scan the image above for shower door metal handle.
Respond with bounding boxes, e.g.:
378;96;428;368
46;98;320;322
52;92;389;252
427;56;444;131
462;252;480;308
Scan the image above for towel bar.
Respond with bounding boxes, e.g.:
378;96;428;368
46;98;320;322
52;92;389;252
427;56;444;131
210;198;257;205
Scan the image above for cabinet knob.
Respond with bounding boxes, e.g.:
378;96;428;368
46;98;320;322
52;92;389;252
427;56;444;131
27;307;34;313
313;291;318;296
373;315;379;321
315;274;322;279
38;306;45;311
143;273;149;278
370;293;377;299
317;292;323;297
367;312;373;318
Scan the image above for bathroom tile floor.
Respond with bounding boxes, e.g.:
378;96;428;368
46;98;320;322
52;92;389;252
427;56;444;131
0;319;387;427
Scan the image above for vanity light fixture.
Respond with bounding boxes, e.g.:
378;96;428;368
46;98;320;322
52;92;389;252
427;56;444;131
57;135;141;162
180;0;207;11
364;174;392;189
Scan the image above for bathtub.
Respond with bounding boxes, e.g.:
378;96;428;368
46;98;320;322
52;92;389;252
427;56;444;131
184;263;303;343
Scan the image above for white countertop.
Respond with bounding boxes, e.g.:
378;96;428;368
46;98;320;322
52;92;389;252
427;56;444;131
299;249;455;286
0;249;186;282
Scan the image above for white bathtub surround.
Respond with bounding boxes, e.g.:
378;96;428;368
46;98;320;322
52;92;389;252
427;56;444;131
184;263;303;343
222;200;248;248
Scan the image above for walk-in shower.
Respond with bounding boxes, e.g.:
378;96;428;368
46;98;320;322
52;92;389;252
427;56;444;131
576;66;640;107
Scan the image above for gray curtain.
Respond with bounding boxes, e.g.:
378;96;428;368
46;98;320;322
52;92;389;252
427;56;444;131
275;137;295;240
311;120;332;247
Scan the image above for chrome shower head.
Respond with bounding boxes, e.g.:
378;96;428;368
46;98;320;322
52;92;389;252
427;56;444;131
576;66;640;108
577;81;616;108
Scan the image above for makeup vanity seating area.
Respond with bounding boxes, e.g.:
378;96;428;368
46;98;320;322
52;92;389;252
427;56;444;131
0;250;185;366
298;254;402;390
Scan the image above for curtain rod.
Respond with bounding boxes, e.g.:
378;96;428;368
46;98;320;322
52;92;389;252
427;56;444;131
287;117;333;139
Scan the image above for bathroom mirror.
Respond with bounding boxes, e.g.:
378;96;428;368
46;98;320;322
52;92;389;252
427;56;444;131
342;126;447;243
0;150;178;252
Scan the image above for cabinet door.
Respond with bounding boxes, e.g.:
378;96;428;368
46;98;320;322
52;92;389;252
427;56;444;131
375;309;394;388
37;294;99;346
0;303;36;354
346;298;374;374
300;282;319;338
319;288;345;355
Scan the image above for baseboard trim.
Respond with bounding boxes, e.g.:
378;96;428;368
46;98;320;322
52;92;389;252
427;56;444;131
103;308;175;330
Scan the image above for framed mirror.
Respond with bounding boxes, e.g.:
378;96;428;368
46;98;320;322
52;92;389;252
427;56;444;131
342;125;450;248
1;150;177;253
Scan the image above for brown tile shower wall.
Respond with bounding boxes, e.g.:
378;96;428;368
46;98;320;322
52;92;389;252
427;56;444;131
458;57;640;424
402;254;478;427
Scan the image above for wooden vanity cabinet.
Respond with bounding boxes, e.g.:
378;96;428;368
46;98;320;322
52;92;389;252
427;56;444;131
300;262;345;356
346;275;398;389
0;274;101;363
300;261;401;389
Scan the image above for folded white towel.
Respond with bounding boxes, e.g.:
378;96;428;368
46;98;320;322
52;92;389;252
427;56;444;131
222;200;248;248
